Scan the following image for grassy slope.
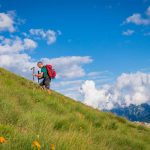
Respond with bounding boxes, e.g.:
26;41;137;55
0;68;150;150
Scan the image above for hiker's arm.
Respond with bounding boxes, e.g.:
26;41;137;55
33;72;43;78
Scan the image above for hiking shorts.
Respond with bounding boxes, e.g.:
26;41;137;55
40;77;51;89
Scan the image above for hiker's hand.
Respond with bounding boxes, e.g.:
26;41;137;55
33;74;38;77
35;74;40;77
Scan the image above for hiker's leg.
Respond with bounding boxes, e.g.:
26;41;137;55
44;77;51;89
44;78;51;94
39;79;45;89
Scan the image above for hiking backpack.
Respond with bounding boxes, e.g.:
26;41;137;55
46;64;56;79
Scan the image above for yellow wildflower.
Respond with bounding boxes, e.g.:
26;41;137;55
0;137;7;143
50;144;55;150
32;140;41;150
80;126;83;131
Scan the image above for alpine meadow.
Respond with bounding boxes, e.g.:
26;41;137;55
0;68;150;150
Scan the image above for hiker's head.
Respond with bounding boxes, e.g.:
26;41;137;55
37;61;44;68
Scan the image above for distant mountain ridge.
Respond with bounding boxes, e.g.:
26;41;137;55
110;103;150;123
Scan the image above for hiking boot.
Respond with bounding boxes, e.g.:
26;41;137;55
47;89;51;95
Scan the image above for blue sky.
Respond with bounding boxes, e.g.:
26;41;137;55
1;0;150;74
1;0;150;109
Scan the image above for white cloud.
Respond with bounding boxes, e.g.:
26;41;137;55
0;36;37;54
41;56;93;79
0;53;36;77
122;29;135;36
0;36;37;77
0;37;92;80
81;72;150;110
125;13;150;25
29;29;60;45
0;33;91;81
23;38;37;50
52;70;113;101
81;80;111;109
124;6;150;25
0;12;15;32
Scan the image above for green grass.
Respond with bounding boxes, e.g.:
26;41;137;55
0;68;150;150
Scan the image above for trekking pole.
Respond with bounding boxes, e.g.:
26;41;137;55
38;71;40;83
31;67;35;82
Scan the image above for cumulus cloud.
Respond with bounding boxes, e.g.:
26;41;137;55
23;38;37;50
0;10;64;79
41;56;93;79
124;6;150;25
0;30;91;80
0;10;38;77
0;53;36;75
0;12;15;32
125;13;150;25
0;36;37;54
122;29;135;36
0;35;37;77
0;35;92;79
0;54;92;81
29;28;60;45
52;70;113;101
81;72;150;110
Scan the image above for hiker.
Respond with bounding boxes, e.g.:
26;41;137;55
33;61;56;90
